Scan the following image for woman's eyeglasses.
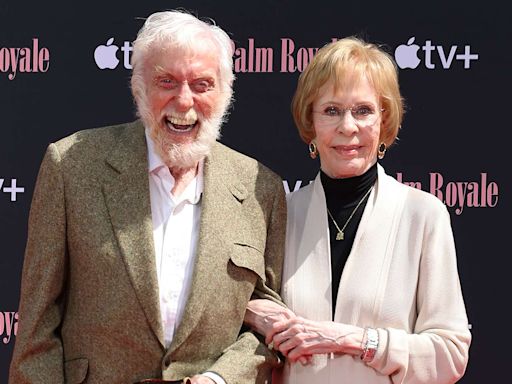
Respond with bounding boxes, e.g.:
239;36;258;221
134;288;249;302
313;105;384;128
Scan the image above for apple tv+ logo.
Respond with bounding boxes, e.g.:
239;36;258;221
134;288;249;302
394;37;478;70
94;37;133;70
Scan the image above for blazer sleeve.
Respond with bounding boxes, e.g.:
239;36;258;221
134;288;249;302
252;173;287;304
9;144;67;383
207;174;287;383
368;203;471;384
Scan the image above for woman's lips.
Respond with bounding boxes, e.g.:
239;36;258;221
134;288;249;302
332;145;362;155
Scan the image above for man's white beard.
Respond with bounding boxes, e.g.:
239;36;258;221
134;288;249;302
151;114;221;170
138;101;225;170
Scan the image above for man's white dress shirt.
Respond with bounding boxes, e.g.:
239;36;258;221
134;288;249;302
146;131;225;384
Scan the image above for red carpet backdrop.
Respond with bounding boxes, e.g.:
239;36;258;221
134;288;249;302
1;1;508;382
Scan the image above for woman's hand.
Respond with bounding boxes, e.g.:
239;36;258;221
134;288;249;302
270;317;365;363
244;299;295;340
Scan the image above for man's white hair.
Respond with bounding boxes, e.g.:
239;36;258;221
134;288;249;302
131;10;234;113
130;10;235;169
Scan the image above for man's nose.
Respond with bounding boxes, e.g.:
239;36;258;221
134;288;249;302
175;82;194;110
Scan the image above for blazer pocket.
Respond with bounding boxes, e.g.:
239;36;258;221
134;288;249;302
230;243;266;282
64;357;89;383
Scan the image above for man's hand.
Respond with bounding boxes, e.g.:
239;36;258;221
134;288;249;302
244;299;295;342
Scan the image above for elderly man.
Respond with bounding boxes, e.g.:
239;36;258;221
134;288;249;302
9;10;285;384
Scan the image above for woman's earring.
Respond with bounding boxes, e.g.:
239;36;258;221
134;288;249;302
308;141;318;159
378;143;387;159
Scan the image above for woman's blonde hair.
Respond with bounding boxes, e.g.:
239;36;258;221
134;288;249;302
292;37;404;147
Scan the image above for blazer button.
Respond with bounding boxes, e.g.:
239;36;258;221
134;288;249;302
164;357;172;368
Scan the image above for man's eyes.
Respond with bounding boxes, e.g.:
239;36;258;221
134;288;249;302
157;78;178;89
191;80;214;93
156;78;214;92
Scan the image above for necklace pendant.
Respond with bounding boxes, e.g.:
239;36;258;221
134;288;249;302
336;231;344;240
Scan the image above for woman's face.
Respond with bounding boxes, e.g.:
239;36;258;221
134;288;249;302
312;75;382;179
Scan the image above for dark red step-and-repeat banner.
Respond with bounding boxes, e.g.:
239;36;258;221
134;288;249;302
1;1;508;382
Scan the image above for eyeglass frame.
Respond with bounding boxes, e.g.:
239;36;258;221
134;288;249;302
312;105;385;128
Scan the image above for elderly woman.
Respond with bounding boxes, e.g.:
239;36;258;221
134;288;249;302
244;37;471;383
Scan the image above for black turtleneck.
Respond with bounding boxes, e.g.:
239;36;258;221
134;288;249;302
320;162;378;318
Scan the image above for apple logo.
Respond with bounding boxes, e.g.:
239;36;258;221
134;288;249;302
394;37;421;69
94;37;120;69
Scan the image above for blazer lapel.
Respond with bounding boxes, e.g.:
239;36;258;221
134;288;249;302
102;121;165;348
169;143;247;353
288;174;332;321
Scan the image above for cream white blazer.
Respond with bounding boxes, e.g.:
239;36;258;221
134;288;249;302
281;165;471;384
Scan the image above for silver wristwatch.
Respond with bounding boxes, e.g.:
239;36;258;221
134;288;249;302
361;327;379;362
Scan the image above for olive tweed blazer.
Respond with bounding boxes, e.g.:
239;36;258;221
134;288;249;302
9;120;286;384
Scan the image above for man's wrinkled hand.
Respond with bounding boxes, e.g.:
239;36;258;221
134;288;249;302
244;299;295;342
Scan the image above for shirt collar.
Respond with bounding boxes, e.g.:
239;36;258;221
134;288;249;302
180;161;204;205
145;128;166;173
145;128;204;205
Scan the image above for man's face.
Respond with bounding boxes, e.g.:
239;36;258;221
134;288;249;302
139;44;227;169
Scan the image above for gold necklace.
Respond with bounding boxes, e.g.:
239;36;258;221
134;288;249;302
327;186;373;240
